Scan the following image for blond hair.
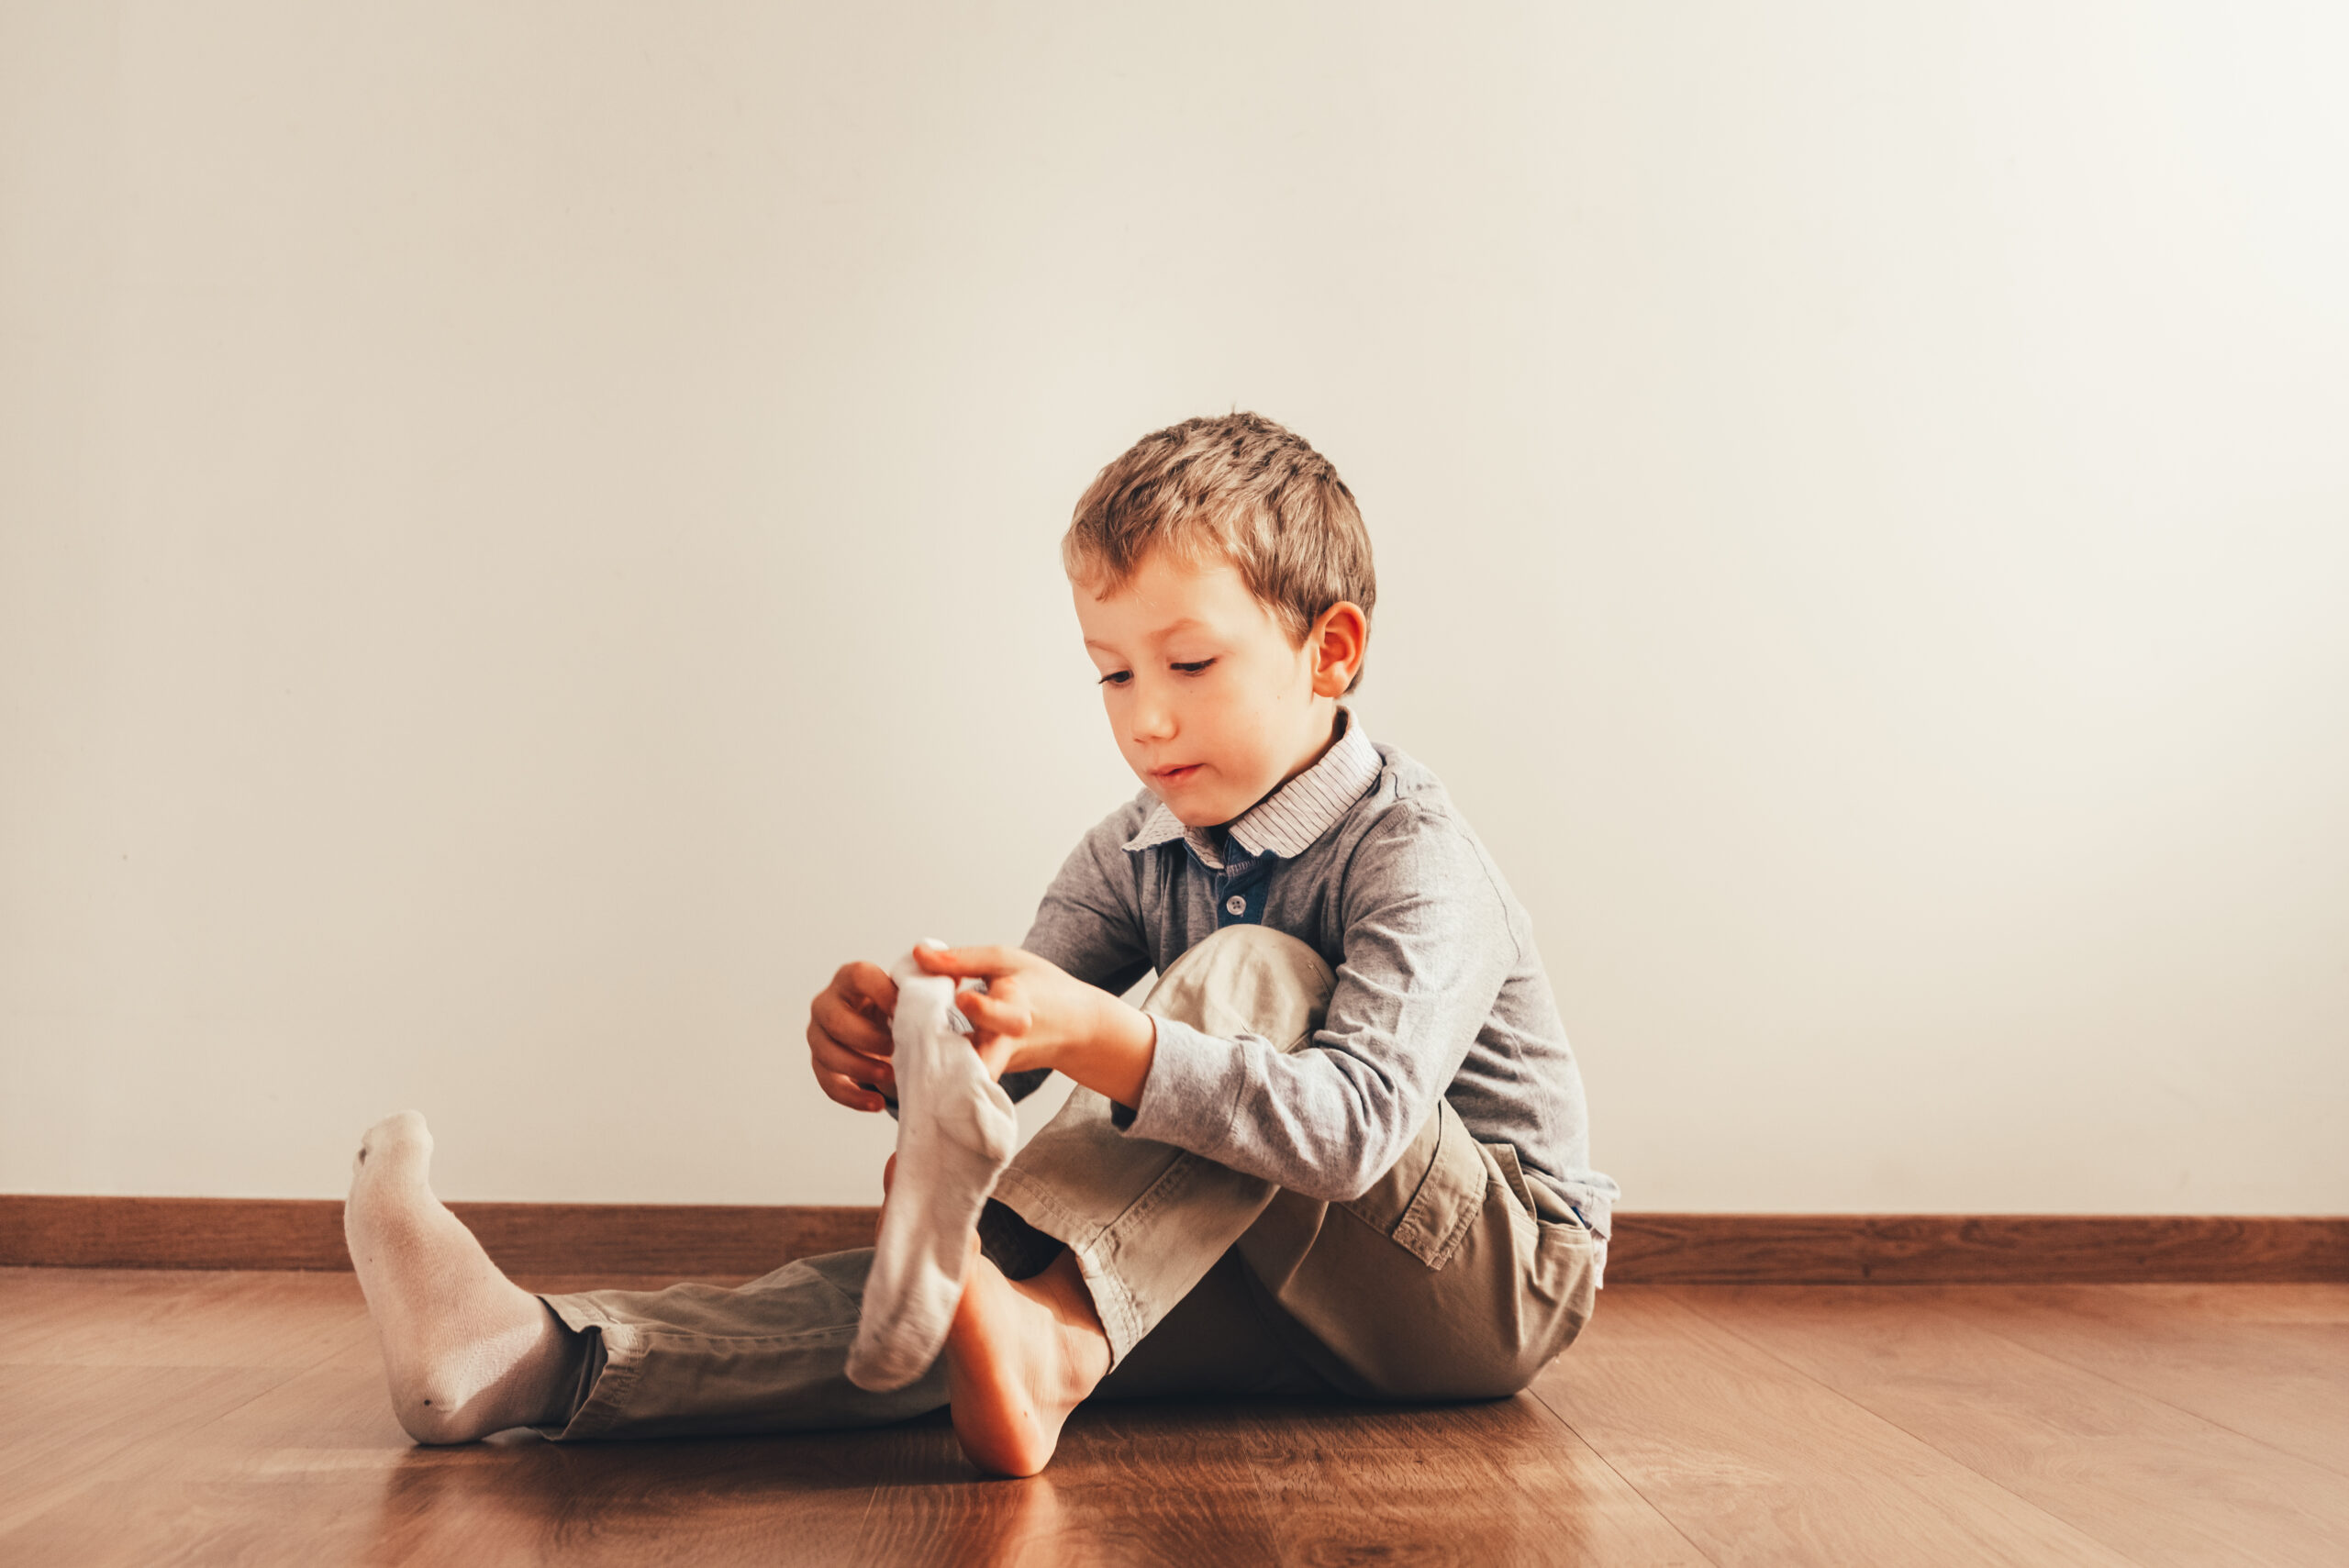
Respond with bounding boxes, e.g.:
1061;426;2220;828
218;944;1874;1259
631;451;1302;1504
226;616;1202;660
1063;413;1376;692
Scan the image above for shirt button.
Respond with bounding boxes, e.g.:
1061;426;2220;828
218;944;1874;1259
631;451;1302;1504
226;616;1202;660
1225;895;1247;916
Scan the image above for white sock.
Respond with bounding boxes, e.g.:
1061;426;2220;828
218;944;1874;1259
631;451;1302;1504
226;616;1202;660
846;942;1019;1393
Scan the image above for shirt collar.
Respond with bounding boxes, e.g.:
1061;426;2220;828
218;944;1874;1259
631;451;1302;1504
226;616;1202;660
1122;708;1382;871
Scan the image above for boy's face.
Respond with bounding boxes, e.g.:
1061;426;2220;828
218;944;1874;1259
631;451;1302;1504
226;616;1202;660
1074;549;1352;828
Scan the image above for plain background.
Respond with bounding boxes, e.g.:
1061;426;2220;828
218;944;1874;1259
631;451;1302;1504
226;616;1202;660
4;2;2344;1213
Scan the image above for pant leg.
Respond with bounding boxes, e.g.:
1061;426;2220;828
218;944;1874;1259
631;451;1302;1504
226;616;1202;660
984;924;1336;1365
537;1247;947;1440
1238;1099;1602;1401
1092;1247;1338;1401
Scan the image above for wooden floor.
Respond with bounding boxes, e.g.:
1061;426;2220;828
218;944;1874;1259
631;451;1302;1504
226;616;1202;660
1;1269;2343;1566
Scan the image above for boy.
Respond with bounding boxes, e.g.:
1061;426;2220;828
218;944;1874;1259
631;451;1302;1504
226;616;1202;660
342;413;1617;1477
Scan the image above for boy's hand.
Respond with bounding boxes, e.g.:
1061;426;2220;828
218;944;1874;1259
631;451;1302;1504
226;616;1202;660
913;944;1158;1109
807;962;900;1113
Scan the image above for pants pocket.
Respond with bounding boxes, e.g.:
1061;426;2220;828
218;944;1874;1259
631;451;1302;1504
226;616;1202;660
1340;1098;1489;1271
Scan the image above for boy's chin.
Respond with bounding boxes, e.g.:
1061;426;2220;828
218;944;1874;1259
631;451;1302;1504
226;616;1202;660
1145;782;1237;829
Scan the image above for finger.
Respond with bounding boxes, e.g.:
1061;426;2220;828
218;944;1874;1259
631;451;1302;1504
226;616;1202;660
809;1027;894;1091
815;1065;888;1113
812;1049;892;1099
835;962;901;1018
808;1019;896;1088
913;943;1023;979
813;987;894;1057
972;1036;1020;1081
954;987;1030;1037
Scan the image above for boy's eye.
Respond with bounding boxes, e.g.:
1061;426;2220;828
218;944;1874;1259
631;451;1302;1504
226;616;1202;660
1095;660;1211;685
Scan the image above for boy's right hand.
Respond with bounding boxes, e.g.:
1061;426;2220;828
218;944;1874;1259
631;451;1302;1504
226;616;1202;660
807;962;899;1113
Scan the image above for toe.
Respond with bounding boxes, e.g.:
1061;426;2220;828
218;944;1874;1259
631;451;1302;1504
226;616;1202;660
360;1110;433;1162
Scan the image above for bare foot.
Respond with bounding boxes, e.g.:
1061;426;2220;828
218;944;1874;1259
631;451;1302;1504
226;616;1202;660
944;1240;1111;1477
342;1111;582;1444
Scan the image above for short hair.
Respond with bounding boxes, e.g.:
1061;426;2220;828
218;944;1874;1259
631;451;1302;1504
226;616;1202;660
1063;412;1377;693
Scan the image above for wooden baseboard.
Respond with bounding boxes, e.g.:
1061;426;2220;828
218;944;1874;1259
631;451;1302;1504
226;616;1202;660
0;1195;877;1276
2;1195;2343;1283
1601;1213;2348;1284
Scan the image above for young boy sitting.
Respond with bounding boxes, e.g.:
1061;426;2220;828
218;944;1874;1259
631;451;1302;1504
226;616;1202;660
341;412;1618;1477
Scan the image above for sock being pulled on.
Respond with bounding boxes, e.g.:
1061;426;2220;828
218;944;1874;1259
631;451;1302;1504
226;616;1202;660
845;943;1020;1393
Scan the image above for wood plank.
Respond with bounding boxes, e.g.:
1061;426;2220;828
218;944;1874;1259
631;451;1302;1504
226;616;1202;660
855;1469;1137;1567
1071;1386;1597;1455
4;1363;892;1567
0;1267;370;1367
1919;1283;2349;1477
194;1354;424;1454
372;1429;889;1568
0;1432;890;1568
0;1363;295;1540
1674;1284;2349;1568
854;1394;1709;1566
1531;1286;2137;1566
1246;1443;1708;1568
854;1435;1708;1568
11;1197;2344;1281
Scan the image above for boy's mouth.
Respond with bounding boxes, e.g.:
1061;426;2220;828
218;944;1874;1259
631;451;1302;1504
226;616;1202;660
1151;763;1203;785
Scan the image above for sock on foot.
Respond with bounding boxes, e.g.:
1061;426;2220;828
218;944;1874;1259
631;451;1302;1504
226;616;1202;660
846;943;1019;1393
344;1110;579;1441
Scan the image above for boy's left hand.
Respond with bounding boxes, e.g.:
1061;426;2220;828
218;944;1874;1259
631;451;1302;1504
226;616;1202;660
912;944;1157;1108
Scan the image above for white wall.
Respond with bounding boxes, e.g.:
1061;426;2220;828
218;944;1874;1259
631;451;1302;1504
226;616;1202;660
5;2;2343;1212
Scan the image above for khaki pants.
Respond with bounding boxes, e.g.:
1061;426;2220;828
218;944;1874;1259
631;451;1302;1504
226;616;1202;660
539;927;1600;1440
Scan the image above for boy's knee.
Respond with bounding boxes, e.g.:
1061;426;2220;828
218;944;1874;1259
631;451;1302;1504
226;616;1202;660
1144;926;1336;1051
1167;924;1330;992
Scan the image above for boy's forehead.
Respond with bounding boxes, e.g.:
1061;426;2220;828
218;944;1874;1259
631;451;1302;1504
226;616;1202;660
1084;613;1206;640
1072;551;1262;639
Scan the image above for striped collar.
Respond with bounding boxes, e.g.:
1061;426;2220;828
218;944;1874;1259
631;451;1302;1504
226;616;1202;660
1122;708;1383;871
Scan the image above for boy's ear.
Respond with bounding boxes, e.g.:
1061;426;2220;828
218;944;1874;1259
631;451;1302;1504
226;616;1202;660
1308;601;1369;698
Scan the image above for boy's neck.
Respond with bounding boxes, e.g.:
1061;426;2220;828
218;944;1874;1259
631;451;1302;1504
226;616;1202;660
1286;703;1348;781
1215;704;1346;831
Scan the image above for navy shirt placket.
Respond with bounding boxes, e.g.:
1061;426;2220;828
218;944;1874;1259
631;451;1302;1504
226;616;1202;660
1211;851;1276;929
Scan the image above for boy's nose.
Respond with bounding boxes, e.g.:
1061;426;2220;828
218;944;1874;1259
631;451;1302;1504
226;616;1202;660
1130;695;1176;743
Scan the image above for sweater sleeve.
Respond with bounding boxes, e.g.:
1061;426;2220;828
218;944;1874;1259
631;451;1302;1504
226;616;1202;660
997;795;1156;1104
1117;806;1518;1202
